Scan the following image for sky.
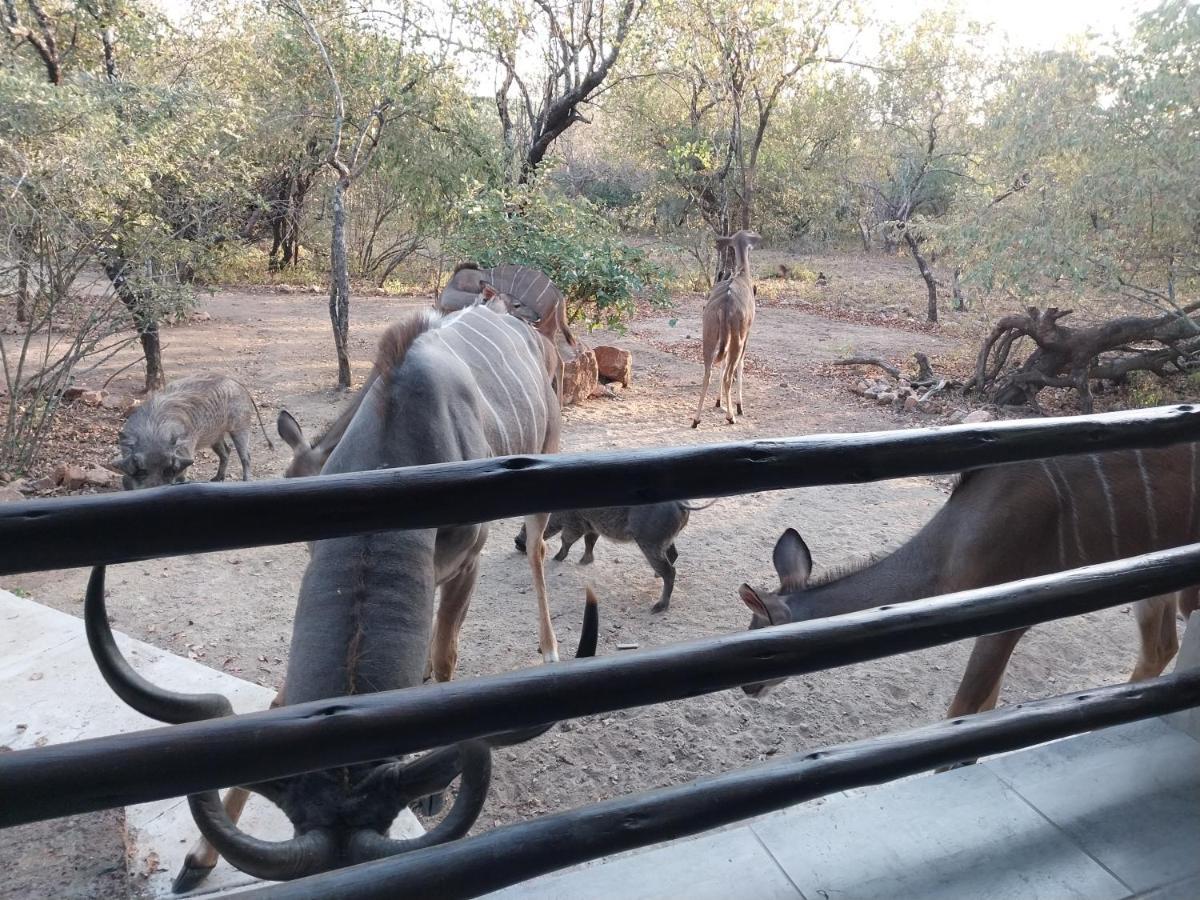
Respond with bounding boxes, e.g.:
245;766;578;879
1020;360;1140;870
873;0;1158;51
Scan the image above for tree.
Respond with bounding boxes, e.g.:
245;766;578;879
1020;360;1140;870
954;0;1200;407
466;0;646;183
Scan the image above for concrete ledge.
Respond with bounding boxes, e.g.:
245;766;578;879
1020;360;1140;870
0;590;421;897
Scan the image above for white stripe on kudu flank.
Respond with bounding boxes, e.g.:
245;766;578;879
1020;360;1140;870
436;334;512;455
1091;454;1121;558
1134;449;1159;546
1038;461;1068;569
458;327;529;450
457;317;539;449
1050;460;1086;564
490;318;548;425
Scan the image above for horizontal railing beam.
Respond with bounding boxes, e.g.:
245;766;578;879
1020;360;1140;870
3;542;1199;827
248;669;1200;899
1;405;1198;574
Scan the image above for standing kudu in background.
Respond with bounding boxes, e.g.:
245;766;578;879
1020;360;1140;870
88;305;593;891
736;444;1200;716
692;230;762;428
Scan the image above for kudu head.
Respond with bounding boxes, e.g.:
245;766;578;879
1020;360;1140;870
276;410;327;478
736;528;811;698
715;230;762;278
476;283;542;327
83;566;598;881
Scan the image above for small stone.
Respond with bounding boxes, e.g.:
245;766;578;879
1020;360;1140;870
850;379;870;396
99;393;128;411
962;409;994;424
84;467;119;489
616;642;640;651
79;389;107;407
29;476;57;492
0;486;25;503
876;392;897;404
903;395;919;412
53;463;88;490
61;386;86;401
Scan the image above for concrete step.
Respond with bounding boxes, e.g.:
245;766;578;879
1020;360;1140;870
0;590;421;898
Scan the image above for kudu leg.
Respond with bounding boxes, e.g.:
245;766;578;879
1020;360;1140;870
1130;594;1179;682
579;532;599;565
937;629;1026;772
722;335;745;424
735;352;747;417
174;687;286;893
524;512;560;663
429;561;480;683
693;360;715;428
231;428;253;481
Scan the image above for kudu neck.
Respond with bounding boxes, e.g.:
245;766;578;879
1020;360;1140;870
787;537;942;622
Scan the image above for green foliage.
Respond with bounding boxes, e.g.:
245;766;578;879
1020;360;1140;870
447;183;668;330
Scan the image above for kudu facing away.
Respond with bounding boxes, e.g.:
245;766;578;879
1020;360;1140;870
278;286;562;479
87;305;595;890
692;230;762;428
438;262;577;350
737;445;1200;716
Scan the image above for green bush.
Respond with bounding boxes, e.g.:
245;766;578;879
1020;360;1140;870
447;183;668;331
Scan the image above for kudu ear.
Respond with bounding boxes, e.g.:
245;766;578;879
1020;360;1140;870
276;409;307;451
773;528;812;592
480;283;498;300
739;584;773;621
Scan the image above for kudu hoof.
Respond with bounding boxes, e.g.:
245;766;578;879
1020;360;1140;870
651;599;669;614
691;419;700;429
736;403;743;416
172;860;215;894
542;648;560;664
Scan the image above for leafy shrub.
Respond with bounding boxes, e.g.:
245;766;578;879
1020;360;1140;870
447;183;668;331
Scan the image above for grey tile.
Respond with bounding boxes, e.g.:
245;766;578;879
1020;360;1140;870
486;826;803;900
986;718;1200;892
1132;872;1200;899
752;764;1128;900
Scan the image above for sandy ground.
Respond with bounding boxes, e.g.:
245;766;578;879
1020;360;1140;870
1;273;1171;889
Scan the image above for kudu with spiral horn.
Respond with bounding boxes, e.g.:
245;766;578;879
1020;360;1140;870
86;567;597;883
84;305;590;890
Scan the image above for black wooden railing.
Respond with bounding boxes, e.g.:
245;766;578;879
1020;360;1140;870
2;404;1200;899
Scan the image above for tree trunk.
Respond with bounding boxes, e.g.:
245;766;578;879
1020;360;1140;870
903;231;938;323
329;178;352;389
15;227;31;324
856;219;872;253
952;267;966;311
103;255;166;392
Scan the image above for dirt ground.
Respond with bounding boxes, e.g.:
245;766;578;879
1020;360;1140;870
1;254;1173;886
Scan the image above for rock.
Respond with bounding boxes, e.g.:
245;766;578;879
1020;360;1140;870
29;476;57;492
53;463;88;490
876;391;897;404
79;390;107;407
593;346;632;388
948;408;968;424
962;409;994;424
192;310;212;322
84;467;120;489
0;486;25;503
903;395;919;412
61;386;87;402
561;346;599;406
850;380;870;397
99;393;129;411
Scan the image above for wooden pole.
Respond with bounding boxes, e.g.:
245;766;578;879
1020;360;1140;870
3;541;1200;826
2;406;1199;575
248;669;1200;899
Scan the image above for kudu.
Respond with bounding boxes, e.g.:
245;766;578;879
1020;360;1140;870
438;262;577;349
736;444;1200;717
86;305;594;890
692;230;762;428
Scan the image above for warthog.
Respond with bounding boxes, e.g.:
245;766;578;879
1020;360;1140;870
109;373;273;489
515;500;716;613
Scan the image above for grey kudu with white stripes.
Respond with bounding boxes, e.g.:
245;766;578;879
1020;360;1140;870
84;305;597;889
739;444;1200;713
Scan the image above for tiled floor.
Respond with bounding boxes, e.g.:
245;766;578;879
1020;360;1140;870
490;720;1200;900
